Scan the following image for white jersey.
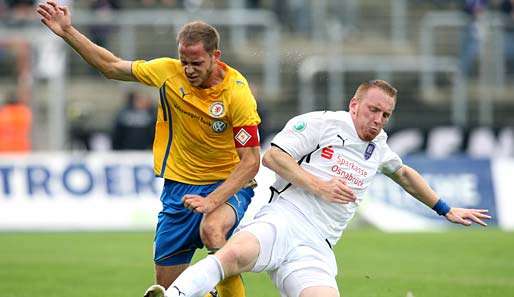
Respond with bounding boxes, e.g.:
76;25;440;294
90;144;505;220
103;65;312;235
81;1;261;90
269;111;402;246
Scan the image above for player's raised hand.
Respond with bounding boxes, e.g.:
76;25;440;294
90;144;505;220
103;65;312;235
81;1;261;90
445;208;491;226
182;194;218;214
317;177;356;204
37;1;71;37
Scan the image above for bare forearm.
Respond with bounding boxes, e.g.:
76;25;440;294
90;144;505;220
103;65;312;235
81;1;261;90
262;147;321;195
391;166;492;226
38;1;132;80
263;147;355;204
61;26;131;80
391;165;439;207
207;149;260;206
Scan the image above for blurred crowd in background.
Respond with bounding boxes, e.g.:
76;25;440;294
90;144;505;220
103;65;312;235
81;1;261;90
0;0;513;157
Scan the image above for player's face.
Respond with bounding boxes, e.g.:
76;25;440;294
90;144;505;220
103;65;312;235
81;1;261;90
178;42;220;88
350;87;395;141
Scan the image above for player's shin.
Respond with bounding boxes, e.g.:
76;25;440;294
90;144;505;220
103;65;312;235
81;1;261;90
203;249;246;297
165;255;224;297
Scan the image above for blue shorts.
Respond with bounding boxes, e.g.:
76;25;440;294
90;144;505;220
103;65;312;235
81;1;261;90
153;180;254;266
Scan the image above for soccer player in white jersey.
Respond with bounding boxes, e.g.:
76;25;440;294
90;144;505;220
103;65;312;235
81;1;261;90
145;80;491;297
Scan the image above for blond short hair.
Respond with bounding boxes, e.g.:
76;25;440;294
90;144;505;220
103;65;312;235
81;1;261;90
176;21;220;53
354;80;398;103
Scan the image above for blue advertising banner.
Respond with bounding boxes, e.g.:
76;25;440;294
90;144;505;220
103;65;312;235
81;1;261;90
0;152;506;231
0;152;162;230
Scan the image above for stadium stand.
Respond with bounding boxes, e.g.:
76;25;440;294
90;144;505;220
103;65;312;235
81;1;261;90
0;0;513;151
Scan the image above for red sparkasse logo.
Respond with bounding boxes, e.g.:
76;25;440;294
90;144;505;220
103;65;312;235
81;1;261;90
321;146;334;159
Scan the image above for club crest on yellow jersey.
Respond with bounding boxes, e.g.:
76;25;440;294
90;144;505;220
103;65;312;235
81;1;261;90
209;102;225;118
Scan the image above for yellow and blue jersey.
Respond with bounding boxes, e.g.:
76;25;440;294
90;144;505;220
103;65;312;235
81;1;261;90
132;58;261;184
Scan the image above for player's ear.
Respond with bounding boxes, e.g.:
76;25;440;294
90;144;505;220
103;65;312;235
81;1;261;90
349;97;358;114
212;49;221;60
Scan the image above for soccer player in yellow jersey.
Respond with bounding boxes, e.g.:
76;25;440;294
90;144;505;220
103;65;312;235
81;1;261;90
38;2;261;297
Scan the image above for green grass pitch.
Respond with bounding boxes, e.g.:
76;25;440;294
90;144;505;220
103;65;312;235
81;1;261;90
0;228;512;297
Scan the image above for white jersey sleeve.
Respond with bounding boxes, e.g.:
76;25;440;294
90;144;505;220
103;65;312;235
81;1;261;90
271;112;326;159
378;138;403;175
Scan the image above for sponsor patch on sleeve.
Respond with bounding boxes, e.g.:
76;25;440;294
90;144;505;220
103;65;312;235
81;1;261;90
233;125;260;147
293;120;307;132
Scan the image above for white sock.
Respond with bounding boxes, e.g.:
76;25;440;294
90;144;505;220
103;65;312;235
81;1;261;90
165;255;224;297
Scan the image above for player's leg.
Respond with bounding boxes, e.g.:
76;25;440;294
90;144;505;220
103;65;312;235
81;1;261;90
157;218;278;297
148;212;197;297
201;204;243;297
200;187;254;297
215;230;261;276
153;210;198;287
280;268;340;297
157;230;262;297
155;264;189;288
200;186;254;247
273;242;339;297
200;203;236;249
201;204;244;297
299;286;339;297
152;181;207;287
145;216;281;297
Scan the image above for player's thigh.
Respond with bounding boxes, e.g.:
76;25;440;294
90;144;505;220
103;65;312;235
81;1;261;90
154;211;201;266
299;286;339;297
200;187;253;240
237;220;283;273
155;263;189;288
281;267;339;297
273;243;338;297
200;203;236;237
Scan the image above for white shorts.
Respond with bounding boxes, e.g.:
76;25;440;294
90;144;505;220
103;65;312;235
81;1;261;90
236;199;339;297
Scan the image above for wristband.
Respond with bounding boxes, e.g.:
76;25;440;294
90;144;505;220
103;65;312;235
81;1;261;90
432;199;451;216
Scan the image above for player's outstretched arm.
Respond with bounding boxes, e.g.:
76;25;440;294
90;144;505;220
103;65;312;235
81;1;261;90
388;165;491;226
37;1;135;81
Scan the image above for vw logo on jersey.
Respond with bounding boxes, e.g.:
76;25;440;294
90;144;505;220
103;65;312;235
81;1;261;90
209;102;225;118
212;120;227;133
364;143;376;160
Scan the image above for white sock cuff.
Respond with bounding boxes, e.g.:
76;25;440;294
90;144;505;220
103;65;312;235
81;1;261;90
207;255;225;280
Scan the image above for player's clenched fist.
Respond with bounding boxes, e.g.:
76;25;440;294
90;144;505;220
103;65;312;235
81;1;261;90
316;177;356;204
37;1;71;37
182;194;218;214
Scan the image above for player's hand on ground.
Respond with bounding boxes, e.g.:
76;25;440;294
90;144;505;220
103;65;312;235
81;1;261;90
445;208;491;226
37;1;71;37
182;194;217;214
317;177;356;204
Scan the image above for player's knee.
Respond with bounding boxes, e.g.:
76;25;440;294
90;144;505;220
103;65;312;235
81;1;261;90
221;245;239;263
217;245;246;275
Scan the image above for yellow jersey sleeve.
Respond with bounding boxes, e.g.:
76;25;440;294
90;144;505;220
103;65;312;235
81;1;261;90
131;58;177;87
229;78;261;127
